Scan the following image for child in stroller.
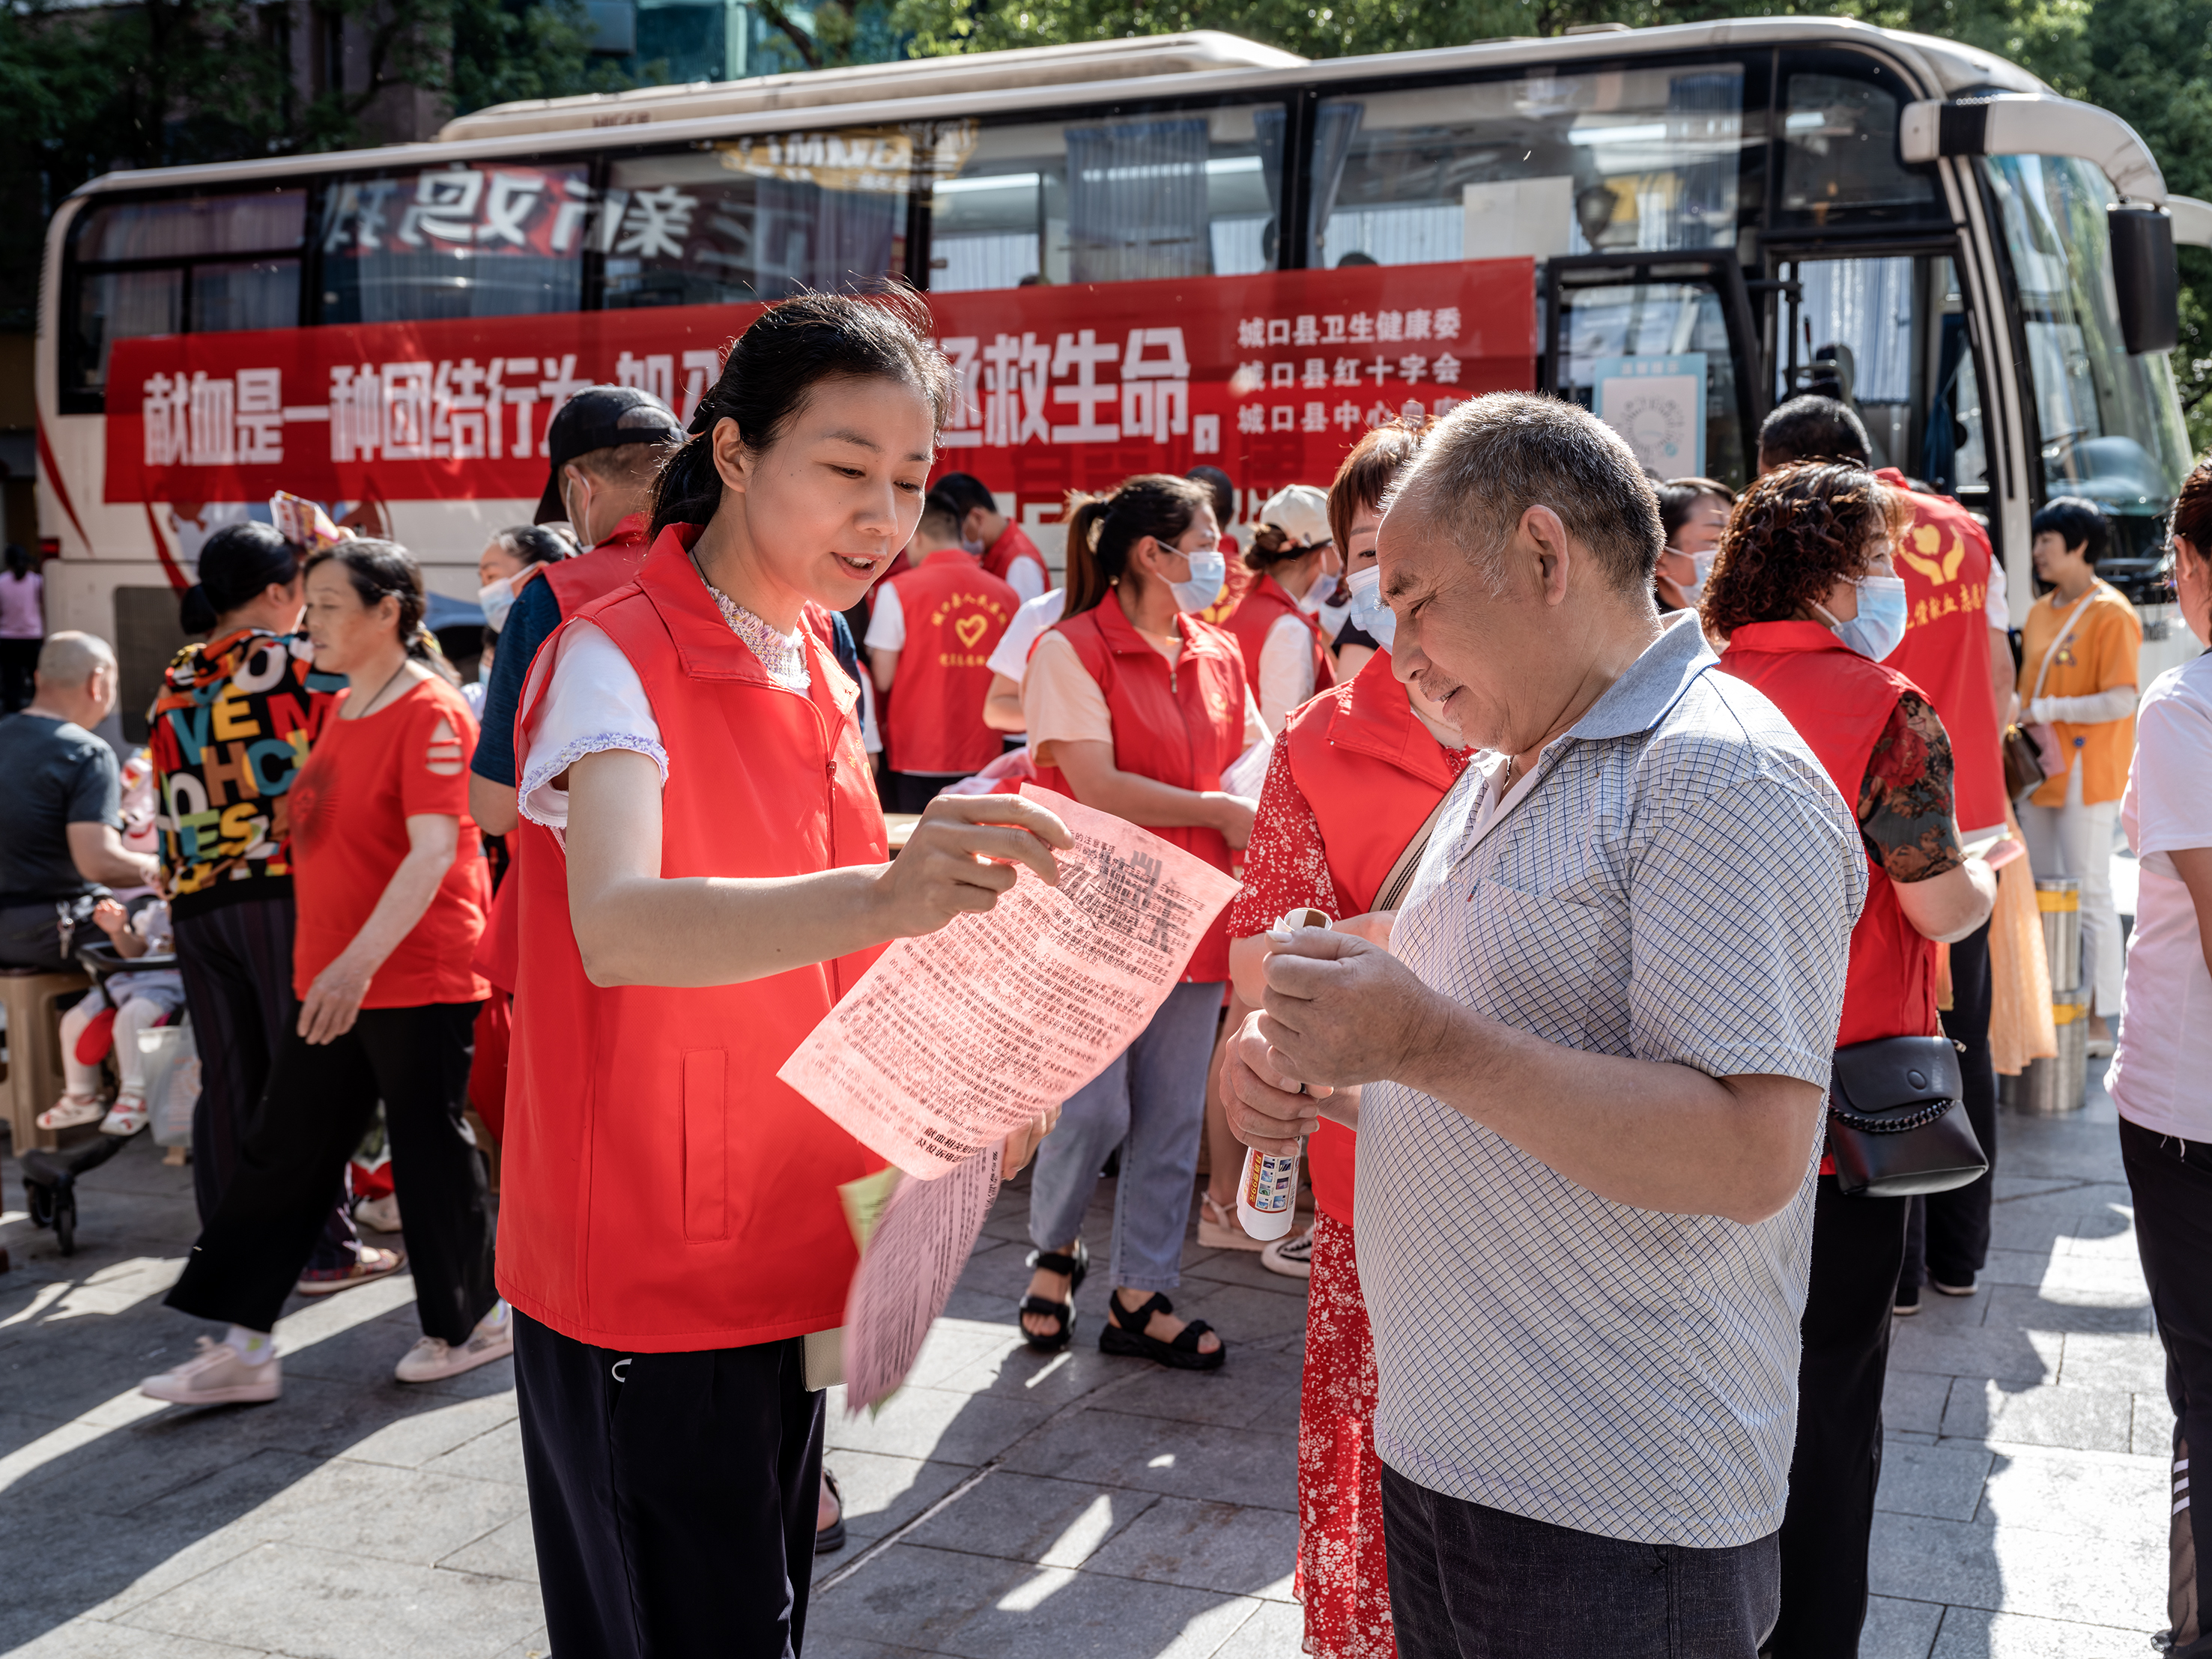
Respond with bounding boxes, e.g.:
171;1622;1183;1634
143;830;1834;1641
37;897;184;1137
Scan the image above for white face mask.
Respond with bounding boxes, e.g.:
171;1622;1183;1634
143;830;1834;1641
961;536;988;559
1297;571;1339;614
478;576;515;633
1344;565;1396;651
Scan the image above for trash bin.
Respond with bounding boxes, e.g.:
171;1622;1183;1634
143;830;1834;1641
2007;879;2087;1114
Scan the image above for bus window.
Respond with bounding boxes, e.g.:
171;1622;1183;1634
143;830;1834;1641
62;189;306;409
1555;273;1749;488
1776;55;1942;229
604;127;922;306
928;104;1284;292
1314;62;1751;270
318;162;590;324
1984;153;2195;574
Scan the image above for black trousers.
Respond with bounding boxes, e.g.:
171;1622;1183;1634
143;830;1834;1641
166;1002;494;1342
0;637;38;713
1903;919;1997;1290
883;770;959;814
1380;1465;1779;1657
2121;1115;2212;1658
513;1312;825;1658
172;896;355;1274
1771;1176;1909;1658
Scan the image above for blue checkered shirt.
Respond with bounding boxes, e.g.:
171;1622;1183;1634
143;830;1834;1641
1355;611;1865;1549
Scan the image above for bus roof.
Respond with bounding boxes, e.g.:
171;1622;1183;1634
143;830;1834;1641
68;16;2051;198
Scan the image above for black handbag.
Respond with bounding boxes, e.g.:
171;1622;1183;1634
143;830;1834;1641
1826;1034;1989;1198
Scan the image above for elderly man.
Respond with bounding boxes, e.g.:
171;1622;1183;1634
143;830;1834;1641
0;631;158;969
1227;394;1866;1657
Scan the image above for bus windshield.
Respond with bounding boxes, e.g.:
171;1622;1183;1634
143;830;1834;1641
1983;153;2194;565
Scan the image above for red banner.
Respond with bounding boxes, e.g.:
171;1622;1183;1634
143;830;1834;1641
105;259;1534;509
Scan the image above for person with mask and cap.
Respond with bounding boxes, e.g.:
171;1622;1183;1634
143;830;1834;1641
1703;460;1997;1659
1013;473;1263;1370
470;526;572;714
929;471;1049;602
1221;483;1342;735
1653;477;1734;613
468;386;683;842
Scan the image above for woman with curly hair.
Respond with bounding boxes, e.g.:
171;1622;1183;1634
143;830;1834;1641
1704;461;1999;1658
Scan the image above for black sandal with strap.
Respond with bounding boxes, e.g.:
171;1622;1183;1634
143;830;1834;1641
1099;1290;1225;1371
1017;1240;1089;1354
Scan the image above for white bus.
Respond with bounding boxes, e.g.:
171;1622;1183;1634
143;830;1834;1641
35;21;2209;730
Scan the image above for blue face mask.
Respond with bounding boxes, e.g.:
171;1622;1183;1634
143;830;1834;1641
1169;543;1226;614
1344;565;1396;652
1830;574;1908;662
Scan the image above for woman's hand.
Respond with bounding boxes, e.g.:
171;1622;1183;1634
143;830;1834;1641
298;951;377;1045
876;794;1074;939
1209;792;1258;850
999;1105;1061;1178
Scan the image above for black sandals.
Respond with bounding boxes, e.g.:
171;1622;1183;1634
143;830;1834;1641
1017;1240;1089;1354
1099;1291;1225;1371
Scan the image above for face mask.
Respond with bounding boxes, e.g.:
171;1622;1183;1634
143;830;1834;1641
478;577;515;633
961;537;987;559
1345;565;1397;652
1297;571;1339;614
1169;543;1226;614
1826;574;1908;662
1674;547;1719;607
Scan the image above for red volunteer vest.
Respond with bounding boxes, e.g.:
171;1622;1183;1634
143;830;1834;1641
1876;470;2005;834
496;529;891;1352
982;522;1047;595
476;515;655;995
1028;599;1247;983
1718;621;1939;1049
882;548;1016;775
1222;572;1333;703
1280;651;1464;1225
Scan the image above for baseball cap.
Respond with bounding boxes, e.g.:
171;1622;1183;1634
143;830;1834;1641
1258;484;1333;549
534;386;685;524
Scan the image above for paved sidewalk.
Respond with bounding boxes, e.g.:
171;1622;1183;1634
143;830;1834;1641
0;1061;2174;1658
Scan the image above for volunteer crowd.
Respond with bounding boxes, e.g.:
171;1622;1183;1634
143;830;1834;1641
1;290;2207;1659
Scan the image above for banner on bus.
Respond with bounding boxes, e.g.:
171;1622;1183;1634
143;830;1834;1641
103;258;1535;510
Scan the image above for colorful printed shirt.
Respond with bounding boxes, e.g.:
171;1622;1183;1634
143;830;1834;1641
1859;690;1963;885
148;628;345;918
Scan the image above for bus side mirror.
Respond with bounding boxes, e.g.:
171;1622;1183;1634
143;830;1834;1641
2108;205;2179;356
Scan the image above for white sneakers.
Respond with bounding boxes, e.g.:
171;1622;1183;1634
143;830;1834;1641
394;1306;515;1383
1261;1227;1315;1280
140;1337;282;1406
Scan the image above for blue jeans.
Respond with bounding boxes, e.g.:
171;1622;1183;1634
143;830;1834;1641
1026;979;1222;1293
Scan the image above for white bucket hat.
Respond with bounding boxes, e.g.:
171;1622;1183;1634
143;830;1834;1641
1258;484;1333;549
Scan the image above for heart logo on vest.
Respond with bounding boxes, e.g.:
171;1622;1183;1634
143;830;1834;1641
954;615;988;649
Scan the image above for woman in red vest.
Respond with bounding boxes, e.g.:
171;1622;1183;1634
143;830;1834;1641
1018;473;1264;1369
1223;419;1470;1658
497;293;1069;1657
1706;461;1997;1659
1223;482;1339;733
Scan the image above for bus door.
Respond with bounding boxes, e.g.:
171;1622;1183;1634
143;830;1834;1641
1762;247;1998;545
1539;252;1763;491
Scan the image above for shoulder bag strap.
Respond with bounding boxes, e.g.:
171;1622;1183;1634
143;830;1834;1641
2028;588;2097;706
1371;787;1458;915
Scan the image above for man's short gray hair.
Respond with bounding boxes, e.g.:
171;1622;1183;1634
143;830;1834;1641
36;631;115;686
1386;392;1664;595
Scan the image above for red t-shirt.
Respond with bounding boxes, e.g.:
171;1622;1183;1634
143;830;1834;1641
288;676;491;1007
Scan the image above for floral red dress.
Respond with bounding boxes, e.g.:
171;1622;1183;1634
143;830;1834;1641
1226;737;1470;1659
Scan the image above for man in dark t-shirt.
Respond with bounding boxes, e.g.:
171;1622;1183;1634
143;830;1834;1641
0;632;158;968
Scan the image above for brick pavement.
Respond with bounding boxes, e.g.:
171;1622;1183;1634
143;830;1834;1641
0;1060;2175;1658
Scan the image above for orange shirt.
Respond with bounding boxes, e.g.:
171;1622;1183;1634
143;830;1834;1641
287;676;491;1007
2016;580;2141;807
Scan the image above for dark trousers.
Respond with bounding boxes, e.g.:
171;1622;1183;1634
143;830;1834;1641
0;637;38;713
1772;1176;1909;1658
1380;1465;1779;1657
883;770;958;813
166;1002;493;1342
172;897;355;1273
1904;919;1996;1290
513;1312;825;1658
2120;1115;2212;1658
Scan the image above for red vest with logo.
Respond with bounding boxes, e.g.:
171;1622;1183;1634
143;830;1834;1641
1222;572;1333;704
1718;621;1938;1049
1876;470;2005;834
496;529;890;1352
882;548;1017;775
1281;651;1464;1225
1028;600;1247;983
476;515;655;995
983;522;1047;595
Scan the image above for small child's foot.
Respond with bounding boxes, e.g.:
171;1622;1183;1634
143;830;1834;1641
37;1094;104;1132
101;1094;149;1136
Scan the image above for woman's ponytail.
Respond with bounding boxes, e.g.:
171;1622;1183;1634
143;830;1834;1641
649;288;954;545
1061;496;1114;616
179;583;219;635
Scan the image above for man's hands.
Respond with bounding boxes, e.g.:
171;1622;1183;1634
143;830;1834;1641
1222;929;1452;1154
876;795;1073;938
999;1105;1061;1178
